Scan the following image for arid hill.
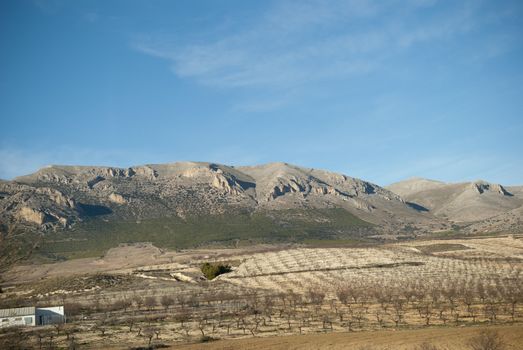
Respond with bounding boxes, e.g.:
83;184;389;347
387;177;523;223
1;162;522;267
2;162;442;233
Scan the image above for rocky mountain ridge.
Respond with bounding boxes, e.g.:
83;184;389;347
1;162;445;234
1;162;521;240
387;178;523;224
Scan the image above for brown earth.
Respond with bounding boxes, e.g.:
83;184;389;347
174;324;523;350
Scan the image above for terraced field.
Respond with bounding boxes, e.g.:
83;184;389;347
1;236;522;349
218;236;523;295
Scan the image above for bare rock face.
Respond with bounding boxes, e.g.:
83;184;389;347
35;187;76;208
108;193;127;204
470;181;511;196
17;206;47;225
211;173;242;195
10;161;519;235
387;178;522;223
131;166;157;180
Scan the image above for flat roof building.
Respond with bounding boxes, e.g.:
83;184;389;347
0;306;64;328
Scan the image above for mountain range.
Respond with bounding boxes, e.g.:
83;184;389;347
1;162;521;267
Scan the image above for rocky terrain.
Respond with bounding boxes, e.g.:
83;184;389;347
1;162;443;233
387;178;523;224
0;162;522;268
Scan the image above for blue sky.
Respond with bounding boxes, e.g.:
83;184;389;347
1;0;522;185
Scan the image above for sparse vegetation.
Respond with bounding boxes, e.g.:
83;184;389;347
200;262;232;280
1;237;522;349
35;209;373;260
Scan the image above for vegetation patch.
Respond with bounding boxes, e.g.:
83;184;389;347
200;262;232;280
416;243;471;254
34;208;374;261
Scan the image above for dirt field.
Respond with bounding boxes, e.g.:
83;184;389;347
1;236;522;349
217;235;523;294
1;243;287;286
175;324;523;350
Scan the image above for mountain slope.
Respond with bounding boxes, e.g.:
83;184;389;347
0;162;453;266
3;162;522;267
1;162;444;235
386;178;523;223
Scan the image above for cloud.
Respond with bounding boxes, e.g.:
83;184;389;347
132;2;387;89
132;0;494;92
33;0;64;14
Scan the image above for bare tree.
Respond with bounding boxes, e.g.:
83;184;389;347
375;309;385;327
484;303;498;324
0;327;29;350
134;295;144;310
142;327;155;347
336;285;350;306
64;302;83;321
160;295;175;311
35;330;50;350
468;330;506;350
263;295;274;323
53;322;65;336
197;315;208;338
321;312;334;331
391;298;405;327
307;287;326;306
418;302;433;326
145;296;157;311
177;294;188;309
175;309;191;328
124;315;136;332
502;282;523;322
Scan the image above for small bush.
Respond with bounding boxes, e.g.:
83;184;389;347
468;330;506;350
200;262;232;280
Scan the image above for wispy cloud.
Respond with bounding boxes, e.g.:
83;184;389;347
131;0;497;92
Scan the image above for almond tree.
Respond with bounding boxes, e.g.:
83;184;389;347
160;295;175;311
144;296;157;311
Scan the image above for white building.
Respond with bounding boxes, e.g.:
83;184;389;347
0;307;36;328
0;306;65;328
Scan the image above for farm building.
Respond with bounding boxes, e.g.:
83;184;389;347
0;306;65;328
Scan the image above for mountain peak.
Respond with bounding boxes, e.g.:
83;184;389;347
469;181;511;196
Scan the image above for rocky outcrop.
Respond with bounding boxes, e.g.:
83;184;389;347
17;206;48;225
471;181;511;196
212;173;242;195
3;161;491;233
109;193;127;204
35;188;76;208
131;166;158;180
387;178;522;223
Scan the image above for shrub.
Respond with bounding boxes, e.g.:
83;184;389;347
468;330;506;350
200;262;232;280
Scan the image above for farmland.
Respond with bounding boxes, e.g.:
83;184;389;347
1;235;522;349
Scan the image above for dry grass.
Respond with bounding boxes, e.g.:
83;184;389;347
174;324;523;350
1;236;522;349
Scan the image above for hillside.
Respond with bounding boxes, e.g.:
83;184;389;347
0;162;446;266
2;163;523;267
387;178;523;223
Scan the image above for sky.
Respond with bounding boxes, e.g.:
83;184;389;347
1;0;522;185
